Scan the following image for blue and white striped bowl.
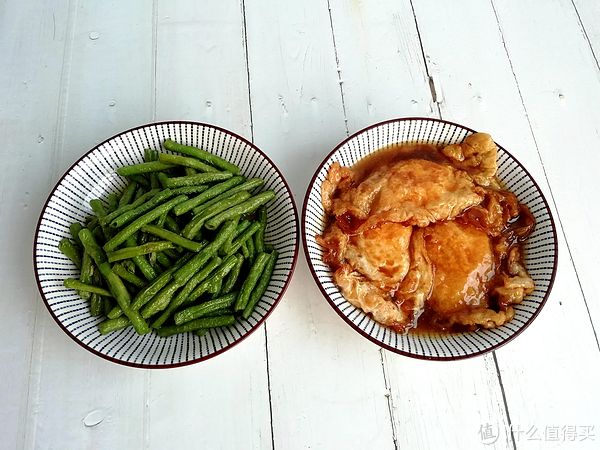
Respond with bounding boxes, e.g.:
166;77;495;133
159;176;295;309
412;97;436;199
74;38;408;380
34;122;299;368
302;118;557;360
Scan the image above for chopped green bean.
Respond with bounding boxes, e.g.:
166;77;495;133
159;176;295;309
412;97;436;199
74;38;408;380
165;171;233;188
174;292;238;325
98;316;131;334
158;172;170;189
204;191;275;230
151;257;222;329
181;191;251;239
118;181;138;207
108;193;119;213
173;176;246;216
125;174;151;189
163;139;240;174
107;241;174;263
170;185;210;196
110;189;174;228
158;153;222;173
243;250;277;319
254;206;267;254
246;232;256;266
78;251;93;300
192;178;264;216
105;271;149;334
58;238;82;269
125;236;157;282
173;220;237;284
225;221;261;257
221;254;244;295
117;161;176;176
69;223;84;248
184;167;197;176
155;251;172;269
141;224;203;252
184;254;238;306
235;252;270;312
164;215;181;234
112;263;147;288
64;278;113;297
103;195;188;252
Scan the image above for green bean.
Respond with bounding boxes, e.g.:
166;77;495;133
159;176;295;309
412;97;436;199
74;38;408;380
173;176;246;216
108;193;119;213
163;139;240;174
90;293;104;317
264;244;275;253
208;278;222;296
155;251;172;269
151;257;222;329
102;188;160;226
98;316;131;334
141;224;203;252
221;254;244;295
204;191;275;230
90;268;105;316
112;263;147;288
125;174;151;189
163;248;182;260
110;189;174;228
156;315;236;338
164;215;181;234
134;186;147;202
203;307;235;317
155;212;168;229
170;185;210;196
243;250;277;319
192;178;264;216
224;221;261;257
58;238;82;269
91;225;105;246
69;222;84;248
184;254;238;306
117;161;176;176
235;252;270;312
107;241;174;263
173;220;237;284
104;195;188;252
241;242;250;259
78;251;93;300
246;232;256;266
103;297;114;316
194;328;209;337
254;206;267;254
158;172;170;189
121;259;137;274
125;236;157;281
181;191;251;239
158;153;222;173
90;199;113;240
174;292;238;325
219;219;251;256
108;253;193;319
165;171;233;188
118;181;138;207
105;271;149;334
64;278;113;297
145;148;159;162
184;167;197;176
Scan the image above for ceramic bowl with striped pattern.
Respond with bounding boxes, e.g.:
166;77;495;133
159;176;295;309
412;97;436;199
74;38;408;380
302;118;557;360
34;122;299;368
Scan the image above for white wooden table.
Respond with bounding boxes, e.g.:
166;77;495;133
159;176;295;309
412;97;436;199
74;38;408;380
2;1;599;448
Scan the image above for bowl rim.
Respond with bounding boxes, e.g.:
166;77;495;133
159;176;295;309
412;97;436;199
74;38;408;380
34;120;300;369
301;117;558;361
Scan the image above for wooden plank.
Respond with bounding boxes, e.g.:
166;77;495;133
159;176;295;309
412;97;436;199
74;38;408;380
145;2;273;448
411;0;600;447
0;1;72;448
244;0;396;447
328;1;518;448
20;1;154;447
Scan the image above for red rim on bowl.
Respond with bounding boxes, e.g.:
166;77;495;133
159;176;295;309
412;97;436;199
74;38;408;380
302;117;557;360
34;121;299;369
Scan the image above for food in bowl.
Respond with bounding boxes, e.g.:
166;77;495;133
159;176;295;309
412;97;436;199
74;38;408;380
316;133;535;334
59;139;278;338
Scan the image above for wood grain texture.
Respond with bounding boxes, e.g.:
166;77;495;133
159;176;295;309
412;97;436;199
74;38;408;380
0;1;72;449
2;0;600;448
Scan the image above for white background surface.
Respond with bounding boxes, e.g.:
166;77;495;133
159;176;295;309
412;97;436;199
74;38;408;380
2;0;599;449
